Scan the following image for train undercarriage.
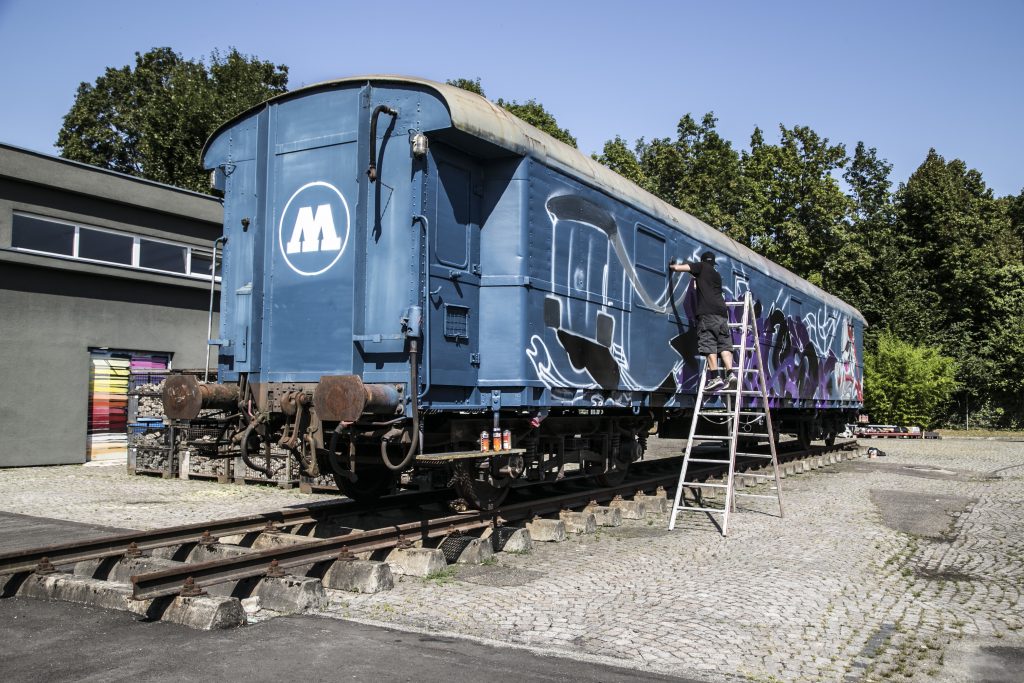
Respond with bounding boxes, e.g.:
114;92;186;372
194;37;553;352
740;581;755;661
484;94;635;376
163;373;854;510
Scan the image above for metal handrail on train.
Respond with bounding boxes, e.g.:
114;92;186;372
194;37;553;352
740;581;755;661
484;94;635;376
204;235;227;383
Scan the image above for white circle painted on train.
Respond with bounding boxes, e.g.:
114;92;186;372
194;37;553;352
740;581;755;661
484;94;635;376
277;181;351;276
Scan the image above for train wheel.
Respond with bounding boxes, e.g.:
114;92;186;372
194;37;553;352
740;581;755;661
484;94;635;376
596;463;629;487
796;422;813;450
452;461;511;510
333;466;396;501
585;457;630;487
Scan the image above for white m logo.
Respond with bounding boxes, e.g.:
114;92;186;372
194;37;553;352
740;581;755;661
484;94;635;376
285;204;343;254
277;181;351;277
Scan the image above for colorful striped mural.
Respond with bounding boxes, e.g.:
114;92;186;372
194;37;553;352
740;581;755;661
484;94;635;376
87;351;169;461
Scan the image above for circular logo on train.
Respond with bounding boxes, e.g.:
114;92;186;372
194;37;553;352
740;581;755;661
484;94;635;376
277;181;351;276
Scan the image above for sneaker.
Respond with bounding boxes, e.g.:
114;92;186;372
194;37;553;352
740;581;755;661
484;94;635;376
703;376;726;392
724;373;738;390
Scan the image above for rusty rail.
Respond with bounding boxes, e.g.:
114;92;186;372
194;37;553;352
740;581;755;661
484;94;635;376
0;489;448;575
129;440;857;600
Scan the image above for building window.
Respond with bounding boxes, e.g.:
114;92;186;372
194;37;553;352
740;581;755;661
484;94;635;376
79;227;134;265
11;214;74;255
9;212;217;281
189;252;213;277
140;239;187;274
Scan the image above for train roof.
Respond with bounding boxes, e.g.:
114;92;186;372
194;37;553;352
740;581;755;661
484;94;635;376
205;75;865;325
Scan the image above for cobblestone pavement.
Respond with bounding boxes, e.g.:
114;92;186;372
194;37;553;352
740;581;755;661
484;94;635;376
0;462;337;529
327;439;1024;682
1;438;1022;682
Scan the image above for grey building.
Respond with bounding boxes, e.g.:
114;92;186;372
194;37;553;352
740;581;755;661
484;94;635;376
0;144;222;467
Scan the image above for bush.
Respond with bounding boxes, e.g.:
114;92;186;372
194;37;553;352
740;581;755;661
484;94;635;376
864;332;958;428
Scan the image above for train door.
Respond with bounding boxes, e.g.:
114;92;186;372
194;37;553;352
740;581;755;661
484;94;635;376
425;144;483;393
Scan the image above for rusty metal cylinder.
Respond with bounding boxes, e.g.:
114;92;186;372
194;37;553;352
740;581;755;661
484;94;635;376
363;383;401;415
314;375;402;422
162;375;240;419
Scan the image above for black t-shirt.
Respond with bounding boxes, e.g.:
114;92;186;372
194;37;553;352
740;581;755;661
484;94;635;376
689;261;727;317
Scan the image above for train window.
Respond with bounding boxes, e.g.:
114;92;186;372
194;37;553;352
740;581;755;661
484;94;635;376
789;297;803;318
139;239;187;274
634;225;666;310
635;226;665;272
11;214;74;256
78;227;133;265
733;272;749;299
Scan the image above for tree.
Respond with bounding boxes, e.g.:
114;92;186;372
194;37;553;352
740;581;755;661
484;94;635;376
596;113;743;233
58;47;288;193
595;135;649;189
980;265;1024;426
737;125;852;286
447;77;577;148
445;77;485;97
896;150;1022;424
834;143;940;342
863;332;958;428
495;98;577;148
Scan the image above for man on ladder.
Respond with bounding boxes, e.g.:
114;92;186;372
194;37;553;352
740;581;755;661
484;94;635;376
670;251;736;393
668;251;784;536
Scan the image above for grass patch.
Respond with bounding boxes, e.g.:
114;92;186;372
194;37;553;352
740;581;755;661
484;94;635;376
936;428;1024;438
423;566;458;585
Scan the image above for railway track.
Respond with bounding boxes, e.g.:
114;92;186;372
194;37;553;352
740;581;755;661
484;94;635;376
0;440;858;608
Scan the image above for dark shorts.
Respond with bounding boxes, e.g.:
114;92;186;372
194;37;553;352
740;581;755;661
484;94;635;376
697;314;732;356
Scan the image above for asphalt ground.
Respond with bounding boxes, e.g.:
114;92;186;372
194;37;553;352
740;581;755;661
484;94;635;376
0;596;695;683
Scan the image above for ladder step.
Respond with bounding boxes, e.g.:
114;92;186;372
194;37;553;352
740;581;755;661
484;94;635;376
690;435;729;440
736;473;775;479
681;482;728;488
673;506;725;514
686;458;732;464
736;411;767;416
736;452;774;459
732;345;757;351
725;301;745;306
734;493;780;499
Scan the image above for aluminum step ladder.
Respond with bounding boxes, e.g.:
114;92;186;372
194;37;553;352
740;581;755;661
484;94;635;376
668;291;784;536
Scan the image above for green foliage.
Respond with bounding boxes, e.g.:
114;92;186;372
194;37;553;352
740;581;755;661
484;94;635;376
495;98;577;148
594;135;648;189
594;106;1024;426
57;47;288;193
447;76;576;148
737;125;852;284
863;333;958;428
594;113;743;234
445;77;485;97
978;265;1024;426
897;150;1024;426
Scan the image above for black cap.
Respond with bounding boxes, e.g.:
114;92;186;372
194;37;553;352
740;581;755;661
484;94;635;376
700;251;716;263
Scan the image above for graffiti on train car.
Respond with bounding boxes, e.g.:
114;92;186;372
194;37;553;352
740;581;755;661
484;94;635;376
526;193;863;407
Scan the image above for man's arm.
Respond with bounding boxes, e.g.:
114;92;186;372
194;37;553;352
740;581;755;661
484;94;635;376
669;260;695;274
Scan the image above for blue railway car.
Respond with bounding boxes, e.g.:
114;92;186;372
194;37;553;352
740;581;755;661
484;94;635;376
163;76;864;507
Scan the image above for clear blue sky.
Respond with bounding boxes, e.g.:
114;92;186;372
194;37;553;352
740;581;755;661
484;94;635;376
0;0;1021;197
